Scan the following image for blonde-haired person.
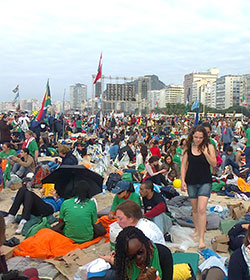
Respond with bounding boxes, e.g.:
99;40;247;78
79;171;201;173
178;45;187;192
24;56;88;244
58;144;78;165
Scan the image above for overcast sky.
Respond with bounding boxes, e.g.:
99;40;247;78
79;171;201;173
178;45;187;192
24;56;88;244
0;0;250;102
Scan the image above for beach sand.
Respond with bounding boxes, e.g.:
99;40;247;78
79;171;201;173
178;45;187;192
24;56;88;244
1;156;250;278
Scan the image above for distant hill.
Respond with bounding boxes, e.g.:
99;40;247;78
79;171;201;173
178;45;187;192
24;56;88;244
103;74;166;98
144;75;166;90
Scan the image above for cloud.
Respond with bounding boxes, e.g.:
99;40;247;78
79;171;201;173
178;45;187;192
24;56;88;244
0;0;250;101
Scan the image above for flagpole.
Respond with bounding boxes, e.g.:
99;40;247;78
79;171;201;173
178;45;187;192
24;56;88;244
63;88;66;114
92;75;95;115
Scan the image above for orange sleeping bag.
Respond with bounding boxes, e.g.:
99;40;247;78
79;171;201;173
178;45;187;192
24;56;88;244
14;216;115;259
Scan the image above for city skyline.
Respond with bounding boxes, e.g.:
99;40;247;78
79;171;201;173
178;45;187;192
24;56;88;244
0;0;250;102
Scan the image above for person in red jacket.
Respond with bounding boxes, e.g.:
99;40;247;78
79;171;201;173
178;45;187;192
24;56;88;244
150;140;161;159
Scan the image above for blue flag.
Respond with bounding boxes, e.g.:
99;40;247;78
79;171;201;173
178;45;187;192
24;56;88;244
194;107;199;126
191;98;199;111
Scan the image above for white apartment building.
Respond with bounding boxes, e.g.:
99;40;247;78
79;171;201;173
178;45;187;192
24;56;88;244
70;83;87;111
199;82;217;109
164;84;184;105
150;90;161;110
184;68;219;104
150;84;184;110
241;75;250;108
216;75;243;110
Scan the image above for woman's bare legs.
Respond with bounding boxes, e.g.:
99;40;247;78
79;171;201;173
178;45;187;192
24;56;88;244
190;196;209;248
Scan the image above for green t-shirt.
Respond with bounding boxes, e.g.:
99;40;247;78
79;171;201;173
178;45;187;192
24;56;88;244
128;243;162;280
176;147;183;156
60;198;97;243
246;128;250;147
0;149;17;159
173;154;181;170
111;192;142;212
76;120;82;129
27;140;38;158
210;137;217;155
0;149;17;181
12;121;22;133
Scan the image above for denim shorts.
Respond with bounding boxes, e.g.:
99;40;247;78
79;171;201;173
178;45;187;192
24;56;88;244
187;183;212;199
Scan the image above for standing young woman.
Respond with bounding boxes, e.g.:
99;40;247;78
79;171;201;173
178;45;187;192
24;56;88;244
181;125;216;249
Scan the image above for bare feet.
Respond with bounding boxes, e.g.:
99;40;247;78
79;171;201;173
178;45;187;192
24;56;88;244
198;242;206;250
189;231;198;238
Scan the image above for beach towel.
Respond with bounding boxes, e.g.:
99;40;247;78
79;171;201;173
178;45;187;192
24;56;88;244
237;177;250;193
14;216;115;259
172;252;199;276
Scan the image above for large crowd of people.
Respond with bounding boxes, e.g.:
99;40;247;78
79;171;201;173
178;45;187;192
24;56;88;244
1;111;250;279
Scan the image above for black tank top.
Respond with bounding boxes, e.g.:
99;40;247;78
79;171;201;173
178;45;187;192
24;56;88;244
185;146;212;185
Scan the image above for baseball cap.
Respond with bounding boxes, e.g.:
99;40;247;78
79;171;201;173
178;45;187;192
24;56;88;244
86;258;110;279
111;180;130;194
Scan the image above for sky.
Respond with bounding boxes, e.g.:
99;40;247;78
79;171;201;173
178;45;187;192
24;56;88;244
0;0;250;102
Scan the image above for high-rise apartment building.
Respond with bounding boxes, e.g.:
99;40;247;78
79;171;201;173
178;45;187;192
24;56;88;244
216;75;243;110
184;68;219;104
160;84;184;107
70;83;87;111
150;84;184;109
241;75;250;108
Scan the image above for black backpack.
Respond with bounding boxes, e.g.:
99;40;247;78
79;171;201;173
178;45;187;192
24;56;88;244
106;173;121;191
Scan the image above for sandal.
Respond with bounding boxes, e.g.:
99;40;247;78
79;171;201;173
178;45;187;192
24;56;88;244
4;237;20;247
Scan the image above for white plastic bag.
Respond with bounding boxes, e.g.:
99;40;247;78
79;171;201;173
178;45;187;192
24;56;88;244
73;148;83;162
167;225;197;251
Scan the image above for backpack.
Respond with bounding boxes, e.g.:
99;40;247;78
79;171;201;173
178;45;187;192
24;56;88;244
33;164;50;188
106;173;121;191
161;185;180;200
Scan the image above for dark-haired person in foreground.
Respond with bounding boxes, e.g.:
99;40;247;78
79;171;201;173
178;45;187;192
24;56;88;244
95;227;173;280
228;224;250;280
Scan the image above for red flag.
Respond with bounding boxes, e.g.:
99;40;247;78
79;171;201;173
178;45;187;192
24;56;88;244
93;53;102;84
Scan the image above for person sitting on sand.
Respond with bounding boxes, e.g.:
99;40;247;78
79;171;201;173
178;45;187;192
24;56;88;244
139;180;172;238
4;174;64;234
0;214;41;279
98;227;173;280
10;148;35;179
54;183;99;243
111;200;166;246
58;144;78;165
0;143;17;186
108;181;141;220
228;224;250;280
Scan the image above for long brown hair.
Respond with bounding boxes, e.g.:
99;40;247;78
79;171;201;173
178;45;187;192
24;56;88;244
184;125;210;153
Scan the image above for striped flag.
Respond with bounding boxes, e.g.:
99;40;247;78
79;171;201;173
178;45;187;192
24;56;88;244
36;79;52;122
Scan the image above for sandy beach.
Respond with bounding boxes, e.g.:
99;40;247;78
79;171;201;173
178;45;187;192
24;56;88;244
1;156;250;279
